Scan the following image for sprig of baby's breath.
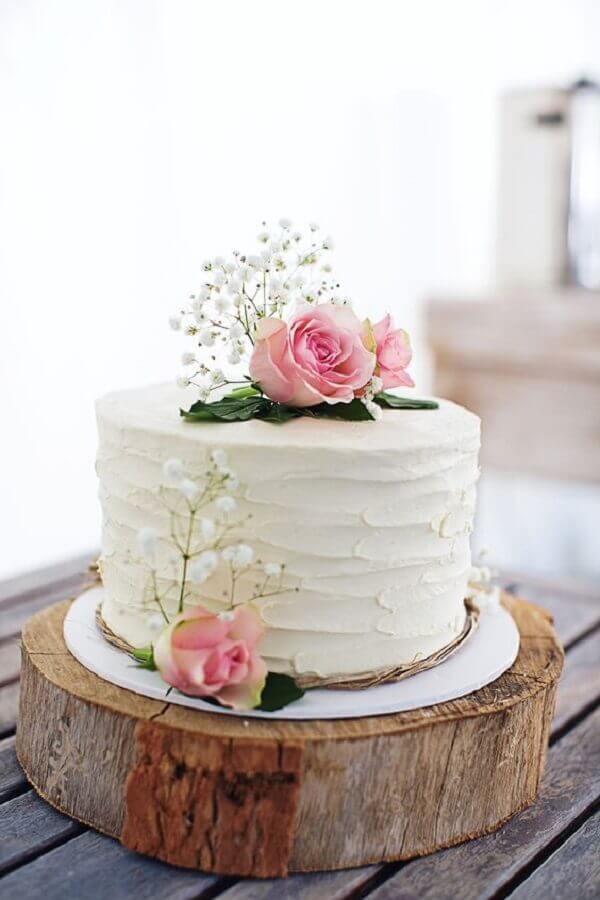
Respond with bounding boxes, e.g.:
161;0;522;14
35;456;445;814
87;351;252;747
169;219;347;403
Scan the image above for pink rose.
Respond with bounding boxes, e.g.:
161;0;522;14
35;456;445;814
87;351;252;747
249;303;375;406
371;314;414;389
153;604;267;710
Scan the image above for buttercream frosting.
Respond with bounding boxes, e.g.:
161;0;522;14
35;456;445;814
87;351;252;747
96;383;480;680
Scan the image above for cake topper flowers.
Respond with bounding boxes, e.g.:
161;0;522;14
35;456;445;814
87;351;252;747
131;449;304;712
170;219;437;423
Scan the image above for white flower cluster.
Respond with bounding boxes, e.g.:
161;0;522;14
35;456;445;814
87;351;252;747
170;219;350;401
360;374;384;420
466;564;501;614
135;448;285;617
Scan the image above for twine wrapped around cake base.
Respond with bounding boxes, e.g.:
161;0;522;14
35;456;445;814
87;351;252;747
95;599;479;691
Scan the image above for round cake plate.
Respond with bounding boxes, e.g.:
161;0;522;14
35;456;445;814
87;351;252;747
64;586;520;720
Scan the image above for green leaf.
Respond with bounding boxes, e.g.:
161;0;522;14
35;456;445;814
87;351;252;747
226;385;261;399
181;395;269;422
374;392;439;410
259;403;303;424
256;672;305;712
303;398;375;421
132;646;156;670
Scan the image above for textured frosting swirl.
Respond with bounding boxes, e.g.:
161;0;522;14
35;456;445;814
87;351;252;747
96;384;480;679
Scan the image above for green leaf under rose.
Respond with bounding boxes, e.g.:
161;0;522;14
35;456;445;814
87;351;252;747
181;388;438;424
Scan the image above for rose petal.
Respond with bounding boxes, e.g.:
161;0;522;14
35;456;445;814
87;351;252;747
216;653;268;710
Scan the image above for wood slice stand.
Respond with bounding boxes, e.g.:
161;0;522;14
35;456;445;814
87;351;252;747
15;593;563;878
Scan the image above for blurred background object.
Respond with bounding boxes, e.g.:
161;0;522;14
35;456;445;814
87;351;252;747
497;80;600;289
1;0;599;586
429;77;600;582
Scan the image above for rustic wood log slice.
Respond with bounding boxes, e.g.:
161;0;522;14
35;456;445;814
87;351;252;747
15;593;563;878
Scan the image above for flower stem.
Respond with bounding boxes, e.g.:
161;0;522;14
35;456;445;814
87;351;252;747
178;507;196;613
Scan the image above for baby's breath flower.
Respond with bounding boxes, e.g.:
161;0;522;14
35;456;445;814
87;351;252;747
176;374;190;388
201;259;213;271
181;351;196;366
363;398;382;421
199;517;216;541
210;368;225;385
211;448;228;469
216;495;237;517
224;471;239;491
188;550;219;583
213;271;226;287
179;478;200;502
137;527;159;565
217;609;235;622
199;327;216;347
229;321;245;339
322;236;334;250
278;217;292;229
371;375;384;394
169;315;182;331
309;221;319;231
264;561;282;577
222;543;254;569
214;294;230;313
213;255;226;267
227;347;242;365
163;457;185;484
257;231;270;243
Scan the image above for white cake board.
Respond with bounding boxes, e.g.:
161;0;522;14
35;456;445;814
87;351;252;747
64;587;520;720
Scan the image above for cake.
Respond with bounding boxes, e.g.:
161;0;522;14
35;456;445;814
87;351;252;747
96;383;480;687
92;219;485;709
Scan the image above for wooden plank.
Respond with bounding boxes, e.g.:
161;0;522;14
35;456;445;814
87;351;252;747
0;736;26;803
0;580;90;642
503;581;600;648
0;640;21;686
501;569;600;603
0;553;95;605
0;791;81;875
363;705;600;900
0;829;223;899
217;867;379;899
553;629;600;733
508;809;600;900
0;681;19;737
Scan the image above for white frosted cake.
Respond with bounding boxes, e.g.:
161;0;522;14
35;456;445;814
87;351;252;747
96;383;480;684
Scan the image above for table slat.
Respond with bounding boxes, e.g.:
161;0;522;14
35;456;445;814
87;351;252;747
363;706;600;900
0;791;82;875
508;809;600;900
553;629;600;734
0;829;223;900
0;737;26;803
0;554;95;606
505;582;600;648
0;641;20;687
0;682;20;738
218;866;380;900
0;582;91;642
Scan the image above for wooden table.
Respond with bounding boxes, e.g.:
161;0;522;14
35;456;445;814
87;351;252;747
0;556;598;899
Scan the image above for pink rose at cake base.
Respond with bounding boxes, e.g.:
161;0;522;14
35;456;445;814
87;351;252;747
153;604;266;710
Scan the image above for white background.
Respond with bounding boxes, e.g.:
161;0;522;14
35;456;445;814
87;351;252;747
1;0;599;579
